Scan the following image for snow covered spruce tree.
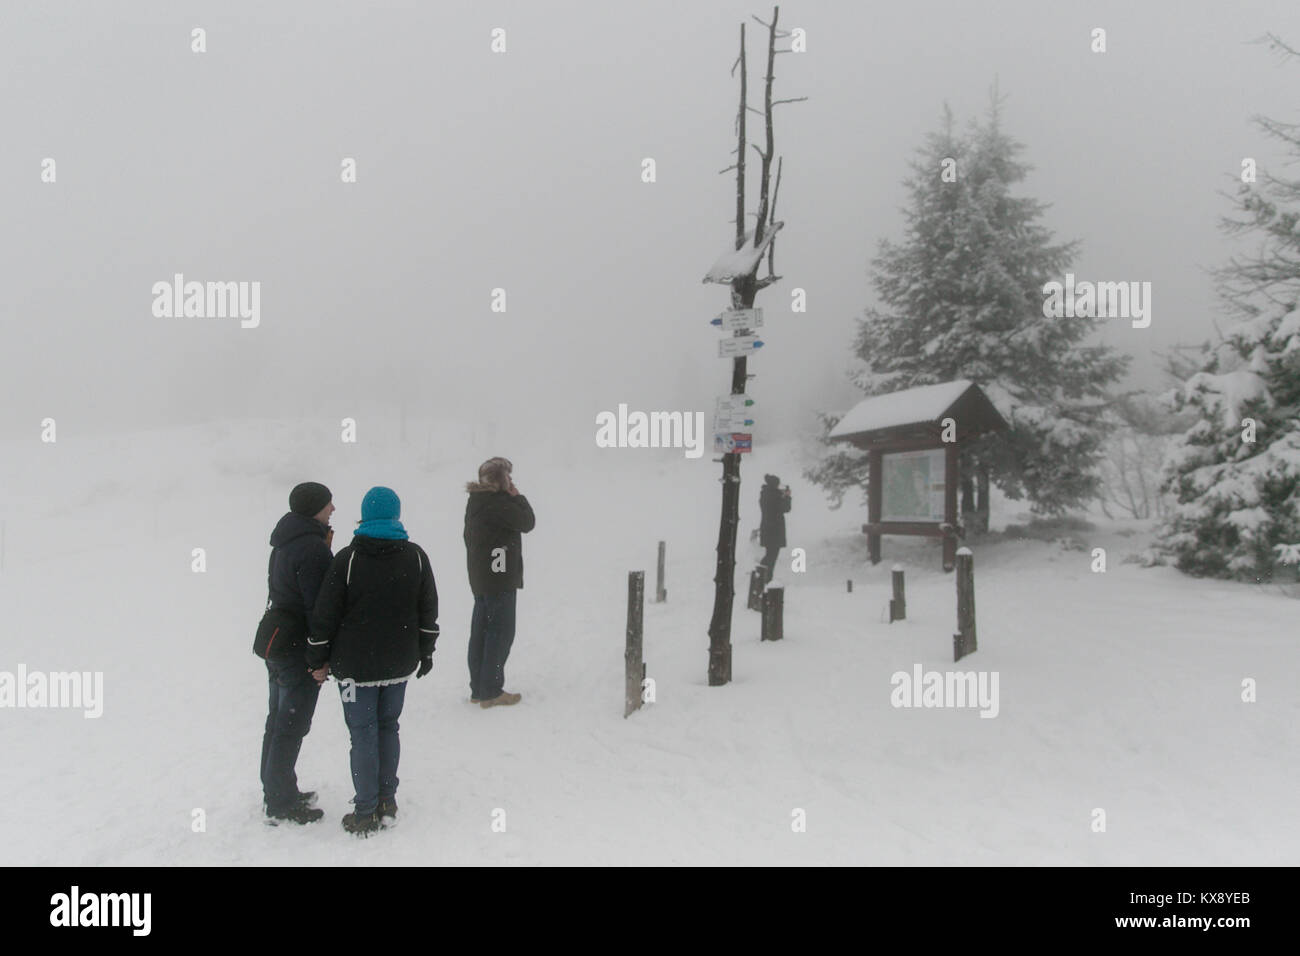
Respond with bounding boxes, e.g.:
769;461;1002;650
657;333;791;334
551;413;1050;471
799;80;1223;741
1159;34;1300;580
809;93;1127;528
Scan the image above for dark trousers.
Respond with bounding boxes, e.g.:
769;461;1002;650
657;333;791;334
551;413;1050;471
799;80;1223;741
759;545;781;573
260;654;321;812
468;590;517;700
340;680;407;816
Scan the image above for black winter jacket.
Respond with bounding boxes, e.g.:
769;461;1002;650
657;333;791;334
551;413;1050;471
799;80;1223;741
464;489;535;595
267;512;334;625
306;535;440;683
759;484;791;549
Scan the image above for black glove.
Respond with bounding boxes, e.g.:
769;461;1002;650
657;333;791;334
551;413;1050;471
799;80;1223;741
416;656;433;679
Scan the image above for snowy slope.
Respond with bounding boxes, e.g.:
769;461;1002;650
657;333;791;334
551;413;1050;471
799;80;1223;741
0;418;1296;865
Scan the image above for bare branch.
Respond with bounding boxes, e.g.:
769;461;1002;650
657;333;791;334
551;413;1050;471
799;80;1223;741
747;106;766;117
718;164;738;175
751;143;766;162
772;96;808;106
767;155;783;276
750;14;773;28
735;22;747;250
1252;31;1300;60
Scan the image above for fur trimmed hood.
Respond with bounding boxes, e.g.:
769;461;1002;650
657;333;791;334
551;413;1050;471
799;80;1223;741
465;481;501;493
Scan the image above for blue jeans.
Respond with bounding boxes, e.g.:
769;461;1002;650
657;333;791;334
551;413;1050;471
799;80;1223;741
260;654;321;812
468;590;517;700
340;680;407;816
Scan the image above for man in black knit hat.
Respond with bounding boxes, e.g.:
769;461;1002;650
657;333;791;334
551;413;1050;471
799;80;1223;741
259;481;335;824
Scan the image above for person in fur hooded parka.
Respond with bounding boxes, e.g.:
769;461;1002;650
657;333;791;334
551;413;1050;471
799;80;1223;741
463;457;535;708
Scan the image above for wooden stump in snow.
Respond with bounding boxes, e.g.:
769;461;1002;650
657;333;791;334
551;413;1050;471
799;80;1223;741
952;548;976;662
655;540;667;603
625;571;645;717
761;586;784;641
889;564;906;622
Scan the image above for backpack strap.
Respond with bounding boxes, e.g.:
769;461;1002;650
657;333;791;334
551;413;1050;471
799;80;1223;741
265;548;276;611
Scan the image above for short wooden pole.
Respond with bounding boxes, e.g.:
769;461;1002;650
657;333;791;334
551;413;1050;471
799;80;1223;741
889;564;906;622
761;586;784;641
655;541;667;603
953;548;976;661
625;571;645;717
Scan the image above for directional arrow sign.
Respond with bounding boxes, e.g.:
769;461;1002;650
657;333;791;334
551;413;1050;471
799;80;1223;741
715;396;756;416
718;335;764;359
713;415;755;432
713;433;754;454
709;308;764;332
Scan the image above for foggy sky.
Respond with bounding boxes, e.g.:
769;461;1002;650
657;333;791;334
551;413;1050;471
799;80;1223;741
3;0;1298;445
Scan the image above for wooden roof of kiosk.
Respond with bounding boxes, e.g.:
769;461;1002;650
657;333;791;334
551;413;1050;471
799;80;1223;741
828;380;1009;570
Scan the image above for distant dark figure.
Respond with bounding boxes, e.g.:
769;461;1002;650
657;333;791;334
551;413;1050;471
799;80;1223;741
464;457;535;708
309;486;439;837
260;481;334;826
758;474;792;575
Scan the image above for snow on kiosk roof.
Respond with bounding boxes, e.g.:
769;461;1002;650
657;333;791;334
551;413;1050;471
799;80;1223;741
828;380;1008;447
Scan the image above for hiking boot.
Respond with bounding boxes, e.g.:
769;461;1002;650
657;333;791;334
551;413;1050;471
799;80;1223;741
293;790;318;808
266;802;325;825
378;796;398;822
342;810;381;836
480;691;522;708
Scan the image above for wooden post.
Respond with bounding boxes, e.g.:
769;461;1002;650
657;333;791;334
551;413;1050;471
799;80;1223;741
943;442;959;571
846;579;852;593
889;564;906;622
625;571;645;717
761;585;784;641
868;447;883;564
655;541;667;603
953;548;976;661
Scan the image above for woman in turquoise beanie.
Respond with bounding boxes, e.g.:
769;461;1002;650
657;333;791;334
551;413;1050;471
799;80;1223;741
308;486;440;836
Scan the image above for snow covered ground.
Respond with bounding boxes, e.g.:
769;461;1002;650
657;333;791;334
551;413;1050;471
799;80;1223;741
1;417;1296;865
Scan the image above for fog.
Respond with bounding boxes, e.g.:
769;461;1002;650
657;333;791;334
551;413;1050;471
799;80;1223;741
3;0;1297;444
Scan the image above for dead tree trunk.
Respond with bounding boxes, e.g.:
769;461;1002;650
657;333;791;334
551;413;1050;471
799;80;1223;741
706;6;796;687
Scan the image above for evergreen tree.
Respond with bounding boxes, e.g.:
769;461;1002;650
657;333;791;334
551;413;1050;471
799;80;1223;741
809;93;1127;522
1159;35;1300;579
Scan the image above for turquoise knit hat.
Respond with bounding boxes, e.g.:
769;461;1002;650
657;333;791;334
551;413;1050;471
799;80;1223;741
360;486;401;522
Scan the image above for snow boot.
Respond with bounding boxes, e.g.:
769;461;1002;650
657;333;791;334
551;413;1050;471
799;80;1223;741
378;796;398;823
480;691;522;708
293;790;318;808
342;809;381;836
266;803;325;826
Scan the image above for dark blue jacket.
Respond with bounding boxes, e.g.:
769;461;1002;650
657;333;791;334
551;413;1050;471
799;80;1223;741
267;512;333;625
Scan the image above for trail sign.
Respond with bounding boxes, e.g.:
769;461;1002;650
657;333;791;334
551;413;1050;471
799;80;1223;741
713;433;753;454
713;414;755;432
715;396;755;415
710;308;764;332
718;335;764;359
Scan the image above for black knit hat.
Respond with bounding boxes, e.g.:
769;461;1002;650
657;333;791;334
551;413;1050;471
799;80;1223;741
289;481;332;517
765;474;780;487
